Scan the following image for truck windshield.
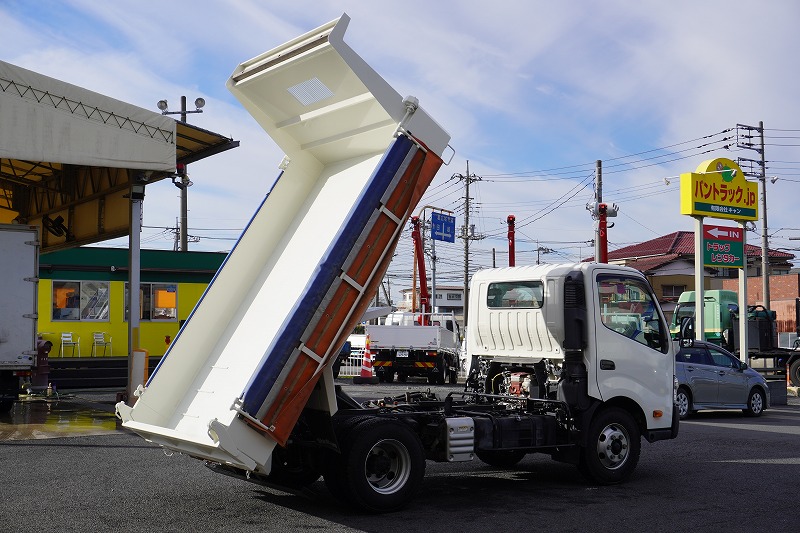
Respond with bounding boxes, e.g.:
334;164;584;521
672;302;695;328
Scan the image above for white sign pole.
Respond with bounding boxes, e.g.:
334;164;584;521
694;216;705;341
739;220;748;362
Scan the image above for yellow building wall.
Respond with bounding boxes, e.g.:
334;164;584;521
38;279;208;358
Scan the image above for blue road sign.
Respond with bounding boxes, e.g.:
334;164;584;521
431;212;455;243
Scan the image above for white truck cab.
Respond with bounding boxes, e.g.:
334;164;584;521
467;262;677;441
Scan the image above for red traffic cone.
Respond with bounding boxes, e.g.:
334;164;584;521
353;335;379;384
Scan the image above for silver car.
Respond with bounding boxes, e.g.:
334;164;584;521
675;340;770;419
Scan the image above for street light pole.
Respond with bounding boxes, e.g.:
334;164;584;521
157;96;205;252
179;97;189;252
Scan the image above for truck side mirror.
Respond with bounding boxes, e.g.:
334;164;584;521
678;316;694;346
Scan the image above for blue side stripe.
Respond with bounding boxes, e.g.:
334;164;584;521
239;136;414;414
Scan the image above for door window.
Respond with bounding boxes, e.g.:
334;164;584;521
708;346;741;369
597;274;667;353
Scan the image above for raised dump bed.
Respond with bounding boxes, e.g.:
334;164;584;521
116;14;450;473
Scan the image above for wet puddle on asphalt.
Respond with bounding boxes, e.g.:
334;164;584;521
0;394;121;440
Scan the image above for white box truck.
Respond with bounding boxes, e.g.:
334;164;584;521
117;15;678;513
0;223;39;413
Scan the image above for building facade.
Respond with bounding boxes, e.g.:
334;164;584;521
39;247;226;358
399;285;464;320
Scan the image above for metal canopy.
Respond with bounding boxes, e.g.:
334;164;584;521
0;59;239;252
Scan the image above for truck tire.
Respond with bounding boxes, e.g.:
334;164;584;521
335;417;425;513
0;399;12;414
265;445;321;489
476;449;526;468
448;368;458;385
324;415;374;502
789;359;800;388
0;371;16;414
429;358;445;385
579;407;641;485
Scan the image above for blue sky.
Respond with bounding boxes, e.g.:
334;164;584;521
3;0;800;295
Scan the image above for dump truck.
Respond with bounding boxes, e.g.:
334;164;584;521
117;15;678;513
0;223;40;413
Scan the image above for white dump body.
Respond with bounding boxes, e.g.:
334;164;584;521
0;224;38;370
116;14;450;473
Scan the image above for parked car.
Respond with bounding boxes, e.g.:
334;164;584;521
675;340;770;419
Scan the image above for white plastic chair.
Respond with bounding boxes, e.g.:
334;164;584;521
91;332;112;357
60;332;80;357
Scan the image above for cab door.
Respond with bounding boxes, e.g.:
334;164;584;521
592;272;673;418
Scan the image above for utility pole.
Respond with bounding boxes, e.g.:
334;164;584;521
594;160;602;261
737;122;770;308
453;161;481;328
759;121;770;309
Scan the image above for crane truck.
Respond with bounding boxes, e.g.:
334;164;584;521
369;216;461;384
116;14;679;513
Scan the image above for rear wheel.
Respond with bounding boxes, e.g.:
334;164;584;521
0;399;12;414
265;445;321;488
579;407;640;484
789;359;800;387
447;368;458;384
428;365;445;385
744;388;766;417
333;418;425;513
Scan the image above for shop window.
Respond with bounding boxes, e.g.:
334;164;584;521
125;283;178;321
52;281;110;321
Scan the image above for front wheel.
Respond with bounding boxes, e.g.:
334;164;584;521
744;388;766;417
675;387;693;420
579;407;641;484
335;418;425;513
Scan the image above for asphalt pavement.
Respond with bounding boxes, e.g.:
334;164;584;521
2;381;800;532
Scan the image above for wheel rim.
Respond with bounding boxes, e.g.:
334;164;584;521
363;438;412;495
594;422;630;470
751;392;763;414
676;392;689;417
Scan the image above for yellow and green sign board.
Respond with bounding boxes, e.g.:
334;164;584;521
680;158;758;221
